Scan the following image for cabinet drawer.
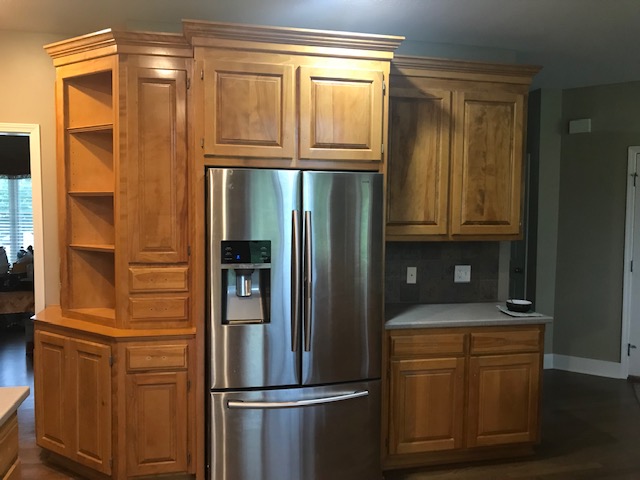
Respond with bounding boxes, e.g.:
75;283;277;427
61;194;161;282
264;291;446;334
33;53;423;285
129;266;188;292
126;345;188;372
129;296;189;321
470;329;541;354
390;332;465;357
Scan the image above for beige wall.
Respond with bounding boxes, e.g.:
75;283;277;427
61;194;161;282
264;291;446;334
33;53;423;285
0;30;64;307
553;81;640;362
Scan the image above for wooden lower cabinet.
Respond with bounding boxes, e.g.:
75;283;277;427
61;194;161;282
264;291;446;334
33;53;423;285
384;325;544;469
35;330;112;474
34;321;195;479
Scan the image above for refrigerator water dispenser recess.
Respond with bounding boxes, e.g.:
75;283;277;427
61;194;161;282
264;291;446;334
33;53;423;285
221;240;271;324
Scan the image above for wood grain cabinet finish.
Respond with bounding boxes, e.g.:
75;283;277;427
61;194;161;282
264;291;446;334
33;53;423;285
187;20;403;171
386;56;540;241
46;31;192;329
34;330;112;475
384;325;544;470
123;340;193;476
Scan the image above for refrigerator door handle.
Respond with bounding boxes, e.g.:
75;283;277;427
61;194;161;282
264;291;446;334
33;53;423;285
227;390;369;409
291;210;301;352
303;210;312;352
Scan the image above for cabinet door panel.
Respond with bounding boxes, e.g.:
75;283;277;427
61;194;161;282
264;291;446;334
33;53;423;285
126;371;189;476
299;67;383;161
467;353;540;447
34;331;69;455
70;338;112;474
387;89;451;236
127;67;188;263
202;60;295;159
389;357;464;455
451;90;524;235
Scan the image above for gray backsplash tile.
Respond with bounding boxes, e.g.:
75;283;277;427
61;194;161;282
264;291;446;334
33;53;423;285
385;242;499;304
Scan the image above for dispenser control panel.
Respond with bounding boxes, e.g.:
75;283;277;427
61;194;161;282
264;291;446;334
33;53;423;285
221;240;271;265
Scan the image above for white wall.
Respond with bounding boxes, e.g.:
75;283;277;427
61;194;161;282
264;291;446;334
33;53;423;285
0;30;64;307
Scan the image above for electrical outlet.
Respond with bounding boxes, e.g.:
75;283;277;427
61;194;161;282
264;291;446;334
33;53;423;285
454;265;471;283
406;266;417;284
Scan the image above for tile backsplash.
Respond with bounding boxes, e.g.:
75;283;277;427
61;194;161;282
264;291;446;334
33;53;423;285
385;242;499;304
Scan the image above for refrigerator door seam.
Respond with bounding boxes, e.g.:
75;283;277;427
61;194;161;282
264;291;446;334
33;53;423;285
303;210;312;352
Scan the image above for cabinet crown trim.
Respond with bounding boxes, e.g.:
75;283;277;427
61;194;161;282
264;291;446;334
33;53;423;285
391;55;541;83
183;20;404;54
45;29;193;64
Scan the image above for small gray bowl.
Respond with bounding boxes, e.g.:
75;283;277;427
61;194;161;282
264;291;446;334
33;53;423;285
506;299;532;313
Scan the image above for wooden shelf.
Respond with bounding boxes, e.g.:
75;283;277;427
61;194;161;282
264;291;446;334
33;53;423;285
68;191;114;197
67;307;116;322
69;244;115;253
67;124;114;134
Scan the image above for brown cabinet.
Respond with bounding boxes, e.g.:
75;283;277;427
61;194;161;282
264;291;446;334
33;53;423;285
187;20;402;171
386;56;540;241
122;341;193;476
383;325;544;470
34;330;112;475
37;29;197;480
34;322;196;479
47;31;192;329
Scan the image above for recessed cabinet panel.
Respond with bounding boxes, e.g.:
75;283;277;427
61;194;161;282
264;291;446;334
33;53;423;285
467;353;540;448
126;372;189;476
299;67;383;161
203;61;295;158
35;331;68;455
389;357;465;455
70;338;112;474
387;89;451;235
127;68;189;263
451;91;524;236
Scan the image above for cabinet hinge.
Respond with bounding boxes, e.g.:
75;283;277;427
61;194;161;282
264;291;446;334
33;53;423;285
382;80;386;96
186;77;191;90
188;246;191;257
381;144;384;154
632;260;634;273
201;138;205;149
187;379;191;392
187;452;192;466
109;356;114;367
632;172;638;187
628;343;637;356
201;69;204;80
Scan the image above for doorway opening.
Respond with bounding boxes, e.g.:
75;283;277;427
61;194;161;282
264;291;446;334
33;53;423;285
622;146;640;379
0;123;45;315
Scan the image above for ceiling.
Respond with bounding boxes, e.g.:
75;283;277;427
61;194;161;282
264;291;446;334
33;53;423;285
3;0;639;90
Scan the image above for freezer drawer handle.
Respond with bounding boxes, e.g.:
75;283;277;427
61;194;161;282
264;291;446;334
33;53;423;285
227;390;369;409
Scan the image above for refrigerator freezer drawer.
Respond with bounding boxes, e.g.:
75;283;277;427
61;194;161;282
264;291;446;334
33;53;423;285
208;380;381;480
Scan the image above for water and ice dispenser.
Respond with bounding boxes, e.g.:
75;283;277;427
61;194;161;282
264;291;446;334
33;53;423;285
220;240;271;324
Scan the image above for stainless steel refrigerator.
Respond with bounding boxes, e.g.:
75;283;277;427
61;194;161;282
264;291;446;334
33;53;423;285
206;168;383;480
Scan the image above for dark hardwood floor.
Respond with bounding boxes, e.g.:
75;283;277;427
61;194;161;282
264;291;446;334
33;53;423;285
2;322;640;480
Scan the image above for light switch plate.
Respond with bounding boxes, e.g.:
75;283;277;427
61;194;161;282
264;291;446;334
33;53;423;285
454;265;471;283
406;266;417;284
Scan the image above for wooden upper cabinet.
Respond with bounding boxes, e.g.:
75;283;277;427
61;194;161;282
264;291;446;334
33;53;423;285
299;66;383;161
126;66;189;264
450;90;524;236
201;60;295;159
185;20;403;170
387;56;540;241
387;87;451;236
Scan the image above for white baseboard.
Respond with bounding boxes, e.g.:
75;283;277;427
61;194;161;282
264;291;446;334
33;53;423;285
544;353;626;379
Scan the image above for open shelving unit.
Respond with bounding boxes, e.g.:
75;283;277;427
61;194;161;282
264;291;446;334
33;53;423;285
61;68;117;323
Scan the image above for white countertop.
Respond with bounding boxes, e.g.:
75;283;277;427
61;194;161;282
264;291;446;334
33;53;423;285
0;386;30;425
385;302;553;330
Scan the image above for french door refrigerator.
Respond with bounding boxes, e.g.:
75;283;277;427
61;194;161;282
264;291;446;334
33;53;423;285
206;168;383;480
